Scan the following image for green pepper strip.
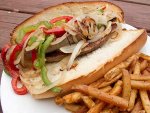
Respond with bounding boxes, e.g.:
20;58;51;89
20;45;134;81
51;87;62;93
28;36;37;46
16;21;52;44
40;35;54;65
54;19;66;26
39;35;54;85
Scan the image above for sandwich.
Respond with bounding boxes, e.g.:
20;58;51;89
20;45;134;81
1;1;147;99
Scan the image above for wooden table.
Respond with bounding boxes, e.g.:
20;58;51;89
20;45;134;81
0;0;150;112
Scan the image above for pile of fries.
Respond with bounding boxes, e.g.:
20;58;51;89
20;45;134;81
55;53;150;113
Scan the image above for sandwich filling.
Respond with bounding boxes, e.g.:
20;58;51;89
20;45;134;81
2;5;123;94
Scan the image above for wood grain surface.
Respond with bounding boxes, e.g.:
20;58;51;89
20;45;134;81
0;0;150;112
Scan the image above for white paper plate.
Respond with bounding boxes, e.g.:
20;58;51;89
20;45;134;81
1;24;150;113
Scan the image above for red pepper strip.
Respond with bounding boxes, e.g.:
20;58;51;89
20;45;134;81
44;16;73;37
31;49;37;63
43;27;66;37
101;6;106;10
9;31;34;71
4;62;19;78
11;76;28;95
1;44;16;78
1;44;10;63
50;16;73;23
1;44;28;94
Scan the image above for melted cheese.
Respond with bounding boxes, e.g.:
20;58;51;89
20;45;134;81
46;29;144;86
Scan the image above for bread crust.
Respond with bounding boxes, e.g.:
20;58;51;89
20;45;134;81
11;1;124;44
32;30;147;99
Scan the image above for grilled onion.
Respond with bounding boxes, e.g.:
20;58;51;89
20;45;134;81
88;21;112;43
51;33;69;45
67;40;85;70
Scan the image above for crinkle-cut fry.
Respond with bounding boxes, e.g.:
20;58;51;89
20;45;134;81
140;90;150;113
90;78;105;88
131;74;150;80
72;85;128;109
143;69;150;76
82;96;95;108
99;86;112;92
63;92;83;104
87;102;105;113
128;89;138;111
140;60;148;71
122;69;131;101
131;99;143;113
131;80;150;90
55;96;64;105
139;53;150;61
98;73;122;88
104;54;138;81
64;104;82;112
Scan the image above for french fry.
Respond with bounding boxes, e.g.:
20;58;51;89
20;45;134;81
131;99;143;113
99;80;122;111
128;89;138;111
109;80;122;95
55;96;64;105
133;61;141;75
91;80;122;112
122;69;131;101
146;67;150;72
139;53;150;61
128;61;140;111
143;69;150;76
72;85;128;109
64;104;82;112
82;96;95;108
98;73;122;88
140;60;148;71
138;110;146;113
131;74;150;80
63;92;83;104
104;68;121;82
129;57;138;74
86;86;111;110
90;78;105;88
140;90;150;113
100;109;113;113
58;53;150;113
104;54;138;81
99;86;112;92
131;80;150;90
87;102;105;113
105;80;123;109
119;111;129;113
111;107;119;113
74;105;88;113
